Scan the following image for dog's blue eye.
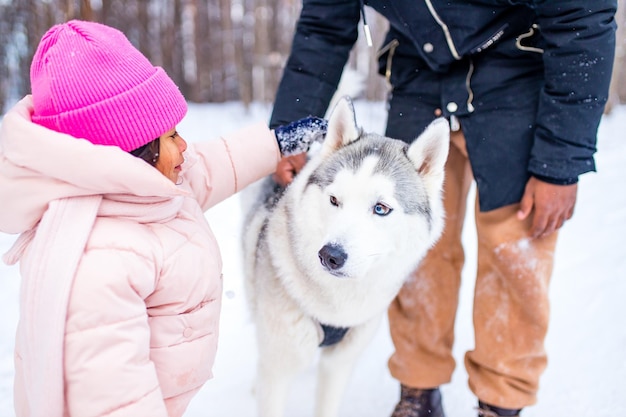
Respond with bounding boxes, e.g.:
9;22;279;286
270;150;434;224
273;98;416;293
329;195;339;206
373;203;392;216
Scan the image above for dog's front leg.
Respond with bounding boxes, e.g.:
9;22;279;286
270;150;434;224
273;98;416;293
314;317;382;417
255;314;320;417
256;364;296;417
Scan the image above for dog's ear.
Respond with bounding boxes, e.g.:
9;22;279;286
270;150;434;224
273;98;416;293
407;118;450;196
320;96;361;157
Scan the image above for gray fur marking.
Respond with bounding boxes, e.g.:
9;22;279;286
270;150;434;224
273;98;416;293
306;134;432;226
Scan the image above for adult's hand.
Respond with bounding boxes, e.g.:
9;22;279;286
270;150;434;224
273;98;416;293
517;176;578;239
272;153;307;187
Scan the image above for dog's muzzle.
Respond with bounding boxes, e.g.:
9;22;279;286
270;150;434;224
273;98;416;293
318;243;347;275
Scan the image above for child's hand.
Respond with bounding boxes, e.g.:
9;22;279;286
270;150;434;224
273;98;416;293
274;116;328;156
272;153;308;187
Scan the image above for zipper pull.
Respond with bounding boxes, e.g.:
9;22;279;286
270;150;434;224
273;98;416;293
360;0;373;47
363;23;373;47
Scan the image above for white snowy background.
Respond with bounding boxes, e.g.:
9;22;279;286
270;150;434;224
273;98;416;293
1;99;625;417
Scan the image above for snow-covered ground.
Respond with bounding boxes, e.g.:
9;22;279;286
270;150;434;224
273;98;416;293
1;100;625;417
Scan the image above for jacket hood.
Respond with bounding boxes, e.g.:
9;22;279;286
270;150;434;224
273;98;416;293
0;96;188;234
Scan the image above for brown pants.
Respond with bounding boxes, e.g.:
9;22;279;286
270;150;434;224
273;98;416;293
388;130;558;409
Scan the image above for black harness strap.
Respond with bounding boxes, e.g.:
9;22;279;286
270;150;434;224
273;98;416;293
318;323;350;347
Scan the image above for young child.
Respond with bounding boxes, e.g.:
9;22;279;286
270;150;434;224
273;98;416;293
0;20;325;417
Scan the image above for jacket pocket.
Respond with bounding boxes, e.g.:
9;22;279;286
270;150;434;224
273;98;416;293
149;300;221;398
148;298;220;348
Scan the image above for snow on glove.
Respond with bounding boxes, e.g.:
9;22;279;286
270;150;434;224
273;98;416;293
274;116;328;156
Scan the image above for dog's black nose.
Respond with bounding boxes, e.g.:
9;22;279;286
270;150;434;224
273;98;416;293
318;243;347;271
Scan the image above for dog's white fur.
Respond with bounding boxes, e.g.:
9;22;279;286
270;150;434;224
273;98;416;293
242;96;449;417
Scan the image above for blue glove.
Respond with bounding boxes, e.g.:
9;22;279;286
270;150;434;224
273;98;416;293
274;116;328;156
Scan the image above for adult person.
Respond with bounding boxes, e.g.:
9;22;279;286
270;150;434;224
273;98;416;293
268;1;617;416
0;20;325;417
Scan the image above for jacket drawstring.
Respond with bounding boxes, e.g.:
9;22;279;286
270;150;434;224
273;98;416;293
516;24;544;54
377;39;400;85
466;59;475;113
425;0;461;60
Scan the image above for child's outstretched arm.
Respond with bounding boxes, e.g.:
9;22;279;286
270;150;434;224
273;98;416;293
185;116;328;210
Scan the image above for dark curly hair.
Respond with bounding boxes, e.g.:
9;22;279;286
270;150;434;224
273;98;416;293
130;137;160;166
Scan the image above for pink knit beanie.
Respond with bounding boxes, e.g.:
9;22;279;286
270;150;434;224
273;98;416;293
30;20;187;152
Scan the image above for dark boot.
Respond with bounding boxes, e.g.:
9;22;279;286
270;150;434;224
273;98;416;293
390;385;445;417
477;401;522;417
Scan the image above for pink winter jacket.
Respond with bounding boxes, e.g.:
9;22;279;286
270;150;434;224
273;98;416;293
0;96;280;417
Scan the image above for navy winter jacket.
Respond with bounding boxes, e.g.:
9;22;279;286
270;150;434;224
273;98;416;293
270;0;616;211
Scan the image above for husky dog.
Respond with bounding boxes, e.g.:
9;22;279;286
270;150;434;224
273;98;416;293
242;96;449;417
